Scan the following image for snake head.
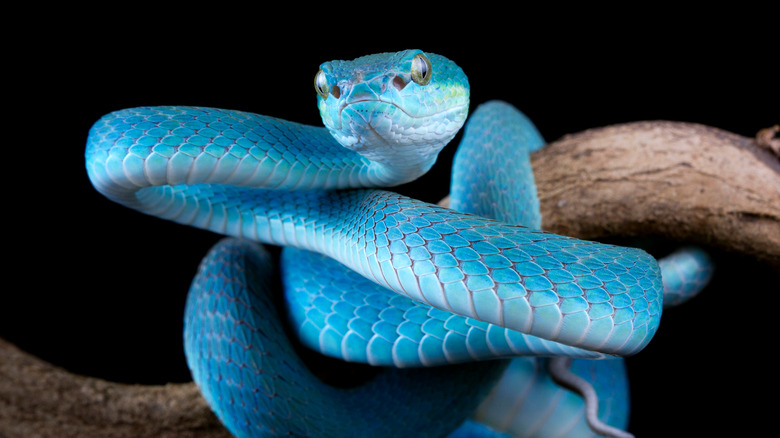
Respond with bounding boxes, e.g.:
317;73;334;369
315;50;470;181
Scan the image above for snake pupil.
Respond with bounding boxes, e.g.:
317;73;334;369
411;53;432;86
315;70;329;98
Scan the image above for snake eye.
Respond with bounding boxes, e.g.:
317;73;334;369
410;53;432;86
315;70;329;98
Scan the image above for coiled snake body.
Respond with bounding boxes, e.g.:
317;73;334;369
86;50;711;437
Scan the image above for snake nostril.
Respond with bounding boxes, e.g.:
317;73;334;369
392;75;407;92
331;85;341;99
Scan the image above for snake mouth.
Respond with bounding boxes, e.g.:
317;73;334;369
336;100;438;151
339;98;467;123
337;98;469;142
333;98;469;173
338;99;400;129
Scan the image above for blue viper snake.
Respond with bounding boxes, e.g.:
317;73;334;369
85;50;713;437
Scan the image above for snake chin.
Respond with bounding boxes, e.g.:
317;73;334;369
325;100;463;179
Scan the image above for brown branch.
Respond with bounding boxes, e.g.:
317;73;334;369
0;338;230;438
756;125;780;156
438;121;779;266
2;121;778;437
531;121;780;267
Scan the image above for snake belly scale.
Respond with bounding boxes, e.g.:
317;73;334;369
85;50;670;437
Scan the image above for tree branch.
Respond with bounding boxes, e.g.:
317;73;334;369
0;337;230;437
531;121;779;267
2;121;778;437
439;121;779;266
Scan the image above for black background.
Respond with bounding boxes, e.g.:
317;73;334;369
5;10;777;437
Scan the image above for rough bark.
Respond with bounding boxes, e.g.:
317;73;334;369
533;121;779;266
0;338;230;438
438;121;779;266
1;121;778;437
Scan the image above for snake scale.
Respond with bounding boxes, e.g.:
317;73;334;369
85;50;712;437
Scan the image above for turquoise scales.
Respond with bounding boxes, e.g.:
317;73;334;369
84;50;682;437
278;100;634;437
448;100;630;437
86;112;662;357
183;238;507;437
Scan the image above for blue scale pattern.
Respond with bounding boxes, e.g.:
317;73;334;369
85;106;378;204
283;247;605;367
184;238;508;438
659;246;714;307
340;191;663;356
84;48;675;436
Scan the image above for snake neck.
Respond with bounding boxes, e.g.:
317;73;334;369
363;148;440;187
